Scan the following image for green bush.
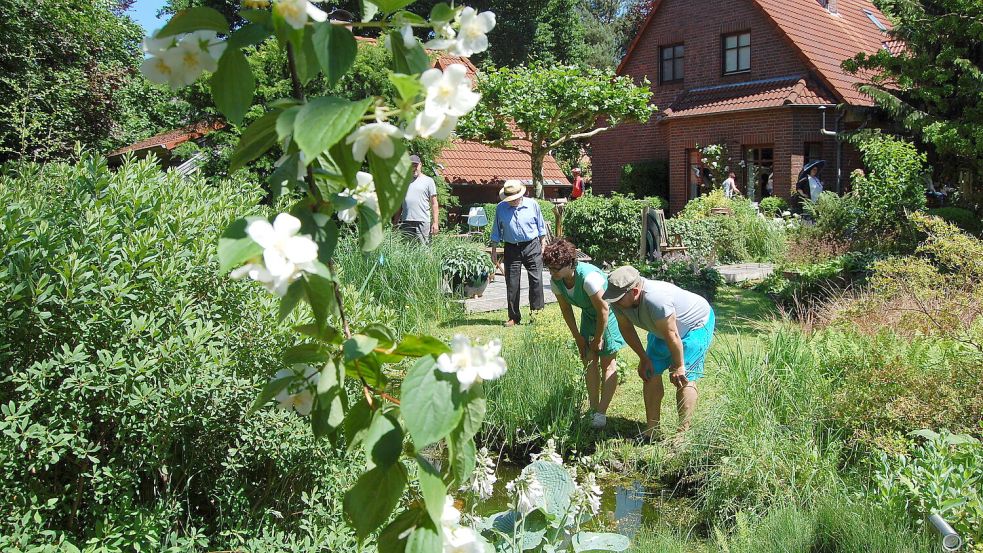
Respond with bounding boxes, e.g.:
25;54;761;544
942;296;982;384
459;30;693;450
440;238;494;285
759;196;788;217
850;131;927;239
803;191;861;241
928;206;983;236
619;159;669;202
666;214;787;264
563;192;666;264
0;155;360;551
636;256;724;302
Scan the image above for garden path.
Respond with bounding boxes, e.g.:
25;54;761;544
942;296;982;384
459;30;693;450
463;268;557;313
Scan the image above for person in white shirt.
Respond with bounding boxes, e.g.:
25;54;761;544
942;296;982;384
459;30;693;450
721;171;740;198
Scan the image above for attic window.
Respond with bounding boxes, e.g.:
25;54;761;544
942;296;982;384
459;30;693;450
816;0;837;13
864;9;888;31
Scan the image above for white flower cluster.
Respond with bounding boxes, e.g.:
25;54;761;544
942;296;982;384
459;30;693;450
464;447;498;500
336;171;380;223
570;471;602;517
530;438;563;464
425;7;497;57
506;468;546;516
440;496;485;553
231;213;318;296
141;30;226;89
272;364;319;415
436;334;507;391
274;0;327;30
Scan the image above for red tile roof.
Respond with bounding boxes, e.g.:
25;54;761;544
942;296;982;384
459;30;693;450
619;0;895;107
108;120;225;157
438;139;568;186
752;0;893;105
662;75;836;119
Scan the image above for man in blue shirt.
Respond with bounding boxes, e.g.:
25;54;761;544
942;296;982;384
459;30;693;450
491;180;547;326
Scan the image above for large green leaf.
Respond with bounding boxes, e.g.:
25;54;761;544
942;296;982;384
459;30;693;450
304;273;338;330
361;0;379;22
296;30;321;86
416;455;446;526
344;335;380;361
313;23;357;88
389;73;424;105
572;532;630;553
344;396;373;449
388;30;430;74
447;425;476;488
268;151;301;199
344;463;408;539
282;344;329;365
392;335;451;358
312;358;346;439
357;204;384;252
227;22;272;49
529;460;575;519
406;519;442;553
211;48;254;125
276;106;301;141
229;110;280;172
217;216;263;272
363;410;403;469
401;356;461;448
369;143;414;222
278;280;305;321
157;6;228;37
457;384;486;442
368;0;416;12
378;508;423;553
294;97;372;161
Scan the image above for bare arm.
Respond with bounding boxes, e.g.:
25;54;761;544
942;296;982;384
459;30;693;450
430;195;439;235
588;290;609;353
653;314;686;386
615;310;653;381
556;293;585;358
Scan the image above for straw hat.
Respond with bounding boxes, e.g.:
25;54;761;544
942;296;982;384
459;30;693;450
499;180;527;202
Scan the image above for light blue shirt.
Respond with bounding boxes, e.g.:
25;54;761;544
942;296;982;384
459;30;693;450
490;198;546;244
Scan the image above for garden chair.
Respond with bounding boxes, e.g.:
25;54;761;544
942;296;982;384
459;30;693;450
639;207;687;261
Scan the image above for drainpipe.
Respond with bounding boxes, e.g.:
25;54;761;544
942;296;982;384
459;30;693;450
819;106;846;193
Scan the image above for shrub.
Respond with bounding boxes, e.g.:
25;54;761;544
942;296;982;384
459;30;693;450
619;159;669;201
667;194;787;264
0;155;360;551
440;238;494;285
849;131;927;238
927;207;983;236
803;191;861;241
563;192;666;264
759;196;788;217
637;256;724;302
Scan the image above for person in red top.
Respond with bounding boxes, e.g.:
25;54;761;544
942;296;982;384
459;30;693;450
570;167;584;200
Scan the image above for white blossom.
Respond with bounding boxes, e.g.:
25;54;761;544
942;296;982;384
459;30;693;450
530;438;563;464
236;213;318;295
421;64;480;118
274;0;327;30
399;24;416;48
337;172;379;223
506;468;545;516
272;364;319;416
140;30;224;89
465;447;497;499
450;8;495;56
441;496;462;529
346;121;402;161
571;472;602;517
436;334;507;390
424;19;458;51
443;525;484;553
404;110;458;140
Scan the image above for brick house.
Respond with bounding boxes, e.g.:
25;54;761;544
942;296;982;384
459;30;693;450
591;0;896;213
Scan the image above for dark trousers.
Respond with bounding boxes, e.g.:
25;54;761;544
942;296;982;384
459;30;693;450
504;239;545;323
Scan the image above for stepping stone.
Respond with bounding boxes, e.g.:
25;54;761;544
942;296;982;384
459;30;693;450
715;263;775;284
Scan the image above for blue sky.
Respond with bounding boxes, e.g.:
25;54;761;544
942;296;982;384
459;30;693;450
128;0;169;35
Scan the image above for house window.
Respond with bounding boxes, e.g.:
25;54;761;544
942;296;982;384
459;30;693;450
804;142;823;165
744;146;774;200
660;44;684;83
687;149;706;200
723;32;751;74
864;9;887;31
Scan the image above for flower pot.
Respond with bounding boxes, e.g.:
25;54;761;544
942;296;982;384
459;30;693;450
462;273;490;298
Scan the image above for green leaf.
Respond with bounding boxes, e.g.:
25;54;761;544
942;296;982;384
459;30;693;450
369;144;414;222
312;358;346;439
344;463;408;539
282;343;329;365
295;323;341;343
227;22;272;49
361;0;379;22
230;110;280;172
304;273;338;330
240;9;272;26
363;323;397;346
346;355;387;389
529;460;575;518
488;510;547;550
276;106;301;141
393;335;451;358
416;455;446;527
363;410;403;469
447;426;476;487
217;217;263;273
268;152;301;199
157;6;228;37
357;205;384;252
389;73;424;104
294;97;372;161
344;396;373;449
406;519;442;553
572;532;630;553
388;30;430;74
248;370;294;414
313;23;357;88
370;0;416;11
344;335;380;361
401;356;461;448
327;140;361;186
379;508;424;553
296;30;322;86
457;384;486;442
278;280;305;321
429;3;454;22
211;48;254;125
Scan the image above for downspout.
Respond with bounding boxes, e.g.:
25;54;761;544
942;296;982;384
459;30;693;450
818;106;846;193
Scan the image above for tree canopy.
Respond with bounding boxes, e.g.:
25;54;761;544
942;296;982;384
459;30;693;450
457;64;654;197
843;0;983;171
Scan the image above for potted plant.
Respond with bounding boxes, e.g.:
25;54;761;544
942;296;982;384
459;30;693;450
442;240;494;298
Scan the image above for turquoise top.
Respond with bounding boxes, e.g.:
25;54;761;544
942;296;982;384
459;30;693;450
552;262;625;356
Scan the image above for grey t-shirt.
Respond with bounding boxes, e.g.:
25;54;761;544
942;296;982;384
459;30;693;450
616;279;711;337
401;174;437;223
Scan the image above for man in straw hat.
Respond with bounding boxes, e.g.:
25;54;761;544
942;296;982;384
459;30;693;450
603;266;716;438
491;180;547;327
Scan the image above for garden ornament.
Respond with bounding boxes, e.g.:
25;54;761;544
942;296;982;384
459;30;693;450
602;266;642;303
499;180;526;202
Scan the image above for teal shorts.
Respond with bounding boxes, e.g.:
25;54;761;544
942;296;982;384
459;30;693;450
580;311;625;357
645;308;715;382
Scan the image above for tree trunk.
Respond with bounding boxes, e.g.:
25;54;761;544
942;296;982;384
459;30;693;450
532;149;546;199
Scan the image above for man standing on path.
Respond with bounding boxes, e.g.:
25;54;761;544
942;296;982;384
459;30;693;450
604;266;715;439
570;167;584;200
491;180;546;327
395;155;439;243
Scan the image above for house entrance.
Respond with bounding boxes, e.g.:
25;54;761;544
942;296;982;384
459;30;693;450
743;146;773;201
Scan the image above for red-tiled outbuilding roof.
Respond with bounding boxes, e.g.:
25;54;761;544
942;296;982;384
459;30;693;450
438;139;568;186
108;120;225;157
662;75;836;119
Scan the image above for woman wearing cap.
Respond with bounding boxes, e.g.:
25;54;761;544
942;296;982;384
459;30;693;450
543;239;625;429
490;180;547;327
604;266;715;438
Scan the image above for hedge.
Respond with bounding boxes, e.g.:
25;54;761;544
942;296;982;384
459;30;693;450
563;192;666;265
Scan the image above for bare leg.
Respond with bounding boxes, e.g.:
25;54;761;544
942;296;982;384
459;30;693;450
597;355;619;414
584;354;600;412
643;375;664;436
675;383;698;432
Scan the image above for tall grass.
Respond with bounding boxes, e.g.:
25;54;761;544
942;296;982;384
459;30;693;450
481;323;587;456
333;230;459;335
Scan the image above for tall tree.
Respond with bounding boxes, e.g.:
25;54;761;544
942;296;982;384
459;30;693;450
457;64;654;197
577;0;651;70
843;0;983;171
528;0;587;66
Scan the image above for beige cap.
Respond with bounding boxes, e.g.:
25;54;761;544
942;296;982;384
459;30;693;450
603;266;642;302
499;180;527;202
